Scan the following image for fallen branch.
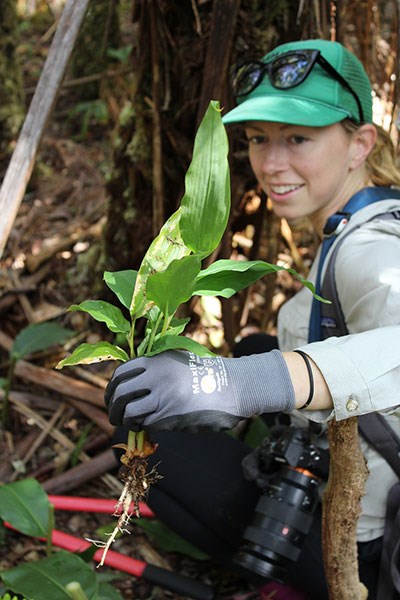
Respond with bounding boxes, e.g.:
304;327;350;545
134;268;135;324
25;218;105;273
43;449;119;495
14;360;105;407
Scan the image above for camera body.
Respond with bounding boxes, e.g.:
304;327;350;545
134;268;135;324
234;427;329;582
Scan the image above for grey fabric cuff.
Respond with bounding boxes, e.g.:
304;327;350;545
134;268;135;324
224;349;296;416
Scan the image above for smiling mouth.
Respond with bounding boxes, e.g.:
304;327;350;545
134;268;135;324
270;184;303;195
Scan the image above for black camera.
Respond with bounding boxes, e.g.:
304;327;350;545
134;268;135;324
234;427;329;583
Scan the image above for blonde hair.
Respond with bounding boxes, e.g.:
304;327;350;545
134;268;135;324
343;120;400;187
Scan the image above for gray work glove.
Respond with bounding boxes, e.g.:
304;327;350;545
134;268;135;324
105;349;295;433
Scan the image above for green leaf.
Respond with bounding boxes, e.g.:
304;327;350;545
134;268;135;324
180;100;230;257
56;342;129;369
195;259;328;302
0;478;49;537
194;259;280;297
137;315;191;357
130;209;191;318
98;583;123;600
146;255;201;318
150;335;215;357
106;45;133;65
132;518;209;560
166;316;191;336
1;551;98;600
68;300;130;334
12;323;74;361
103;270;137;309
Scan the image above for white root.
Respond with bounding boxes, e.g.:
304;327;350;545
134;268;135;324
88;461;159;567
85;480;136;567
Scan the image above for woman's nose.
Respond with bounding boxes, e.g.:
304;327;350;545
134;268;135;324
261;145;288;174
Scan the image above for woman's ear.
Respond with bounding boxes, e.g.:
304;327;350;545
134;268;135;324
349;123;378;169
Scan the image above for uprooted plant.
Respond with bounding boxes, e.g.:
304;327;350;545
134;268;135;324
56;100;324;565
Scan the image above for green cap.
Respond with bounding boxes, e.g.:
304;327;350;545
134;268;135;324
222;39;373;127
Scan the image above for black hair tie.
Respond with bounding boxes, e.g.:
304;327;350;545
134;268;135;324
294;350;314;409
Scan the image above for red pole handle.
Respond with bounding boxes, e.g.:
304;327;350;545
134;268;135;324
48;495;155;518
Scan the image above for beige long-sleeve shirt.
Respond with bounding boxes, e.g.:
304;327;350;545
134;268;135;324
278;198;400;541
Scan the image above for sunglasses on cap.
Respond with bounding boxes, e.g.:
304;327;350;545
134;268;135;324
231;49;364;123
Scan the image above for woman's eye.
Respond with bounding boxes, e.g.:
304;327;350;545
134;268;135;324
247;135;266;145
290;135;307;145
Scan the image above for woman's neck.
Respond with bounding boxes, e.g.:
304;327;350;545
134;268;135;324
311;174;374;239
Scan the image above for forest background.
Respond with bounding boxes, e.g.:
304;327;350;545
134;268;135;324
0;1;399;599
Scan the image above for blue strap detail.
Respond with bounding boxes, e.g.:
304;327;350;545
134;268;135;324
308;187;400;343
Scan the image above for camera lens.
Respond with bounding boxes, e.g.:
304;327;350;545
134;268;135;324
234;465;320;582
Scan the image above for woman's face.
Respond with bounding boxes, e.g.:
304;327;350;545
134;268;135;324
245;121;368;232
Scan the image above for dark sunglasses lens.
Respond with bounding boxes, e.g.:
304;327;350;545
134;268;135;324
270;54;311;89
233;63;263;96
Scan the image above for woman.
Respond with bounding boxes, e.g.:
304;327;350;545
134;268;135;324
106;39;400;599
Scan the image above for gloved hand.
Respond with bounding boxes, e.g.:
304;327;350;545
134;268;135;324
105;349;295;433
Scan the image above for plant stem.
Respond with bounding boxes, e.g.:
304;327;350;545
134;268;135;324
137;429;145;452
127;318;136;359
160;313;172;337
126;429;145;454
127;429;137;452
145;311;164;354
47;502;55;557
65;582;89;600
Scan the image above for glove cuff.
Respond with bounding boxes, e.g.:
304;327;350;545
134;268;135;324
225;350;295;416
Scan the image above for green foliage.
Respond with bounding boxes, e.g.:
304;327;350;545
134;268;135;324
0;478;50;538
11;323;74;361
56;100;229;367
2;551;98;600
106;46;133;64
194;259;327;302
146;255;202;319
103;270;136;309
2;322;74;429
0;479;123;600
68;301;130;335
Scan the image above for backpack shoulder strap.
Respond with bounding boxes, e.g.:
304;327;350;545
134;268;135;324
320;208;400;339
358;413;400;478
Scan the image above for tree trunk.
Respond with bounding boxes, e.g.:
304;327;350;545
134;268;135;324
322;417;370;600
